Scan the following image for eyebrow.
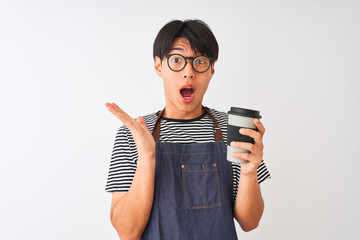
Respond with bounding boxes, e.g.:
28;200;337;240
169;47;184;52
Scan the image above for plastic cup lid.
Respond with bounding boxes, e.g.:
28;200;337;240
228;107;262;119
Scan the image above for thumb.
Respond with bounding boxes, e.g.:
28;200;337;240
136;116;147;128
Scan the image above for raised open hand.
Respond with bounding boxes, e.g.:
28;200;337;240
105;102;156;161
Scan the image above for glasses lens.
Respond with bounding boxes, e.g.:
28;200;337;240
193;56;210;73
168;55;185;71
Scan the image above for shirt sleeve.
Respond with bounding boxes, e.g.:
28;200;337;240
105;125;138;192
232;160;271;203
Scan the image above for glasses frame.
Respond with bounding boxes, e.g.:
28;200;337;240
164;54;213;73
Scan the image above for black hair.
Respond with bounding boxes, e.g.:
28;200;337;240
153;19;219;62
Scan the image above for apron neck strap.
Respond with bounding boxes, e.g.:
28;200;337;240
152;109;164;142
151;106;223;142
203;107;224;142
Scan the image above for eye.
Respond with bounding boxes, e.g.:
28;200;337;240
171;57;182;63
195;57;208;65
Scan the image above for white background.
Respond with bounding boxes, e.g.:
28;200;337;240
1;0;359;239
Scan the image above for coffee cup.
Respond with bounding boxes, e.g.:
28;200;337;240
227;107;262;164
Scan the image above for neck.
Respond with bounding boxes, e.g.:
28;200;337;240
162;104;205;120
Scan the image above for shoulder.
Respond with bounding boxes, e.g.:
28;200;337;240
206;107;228;125
204;106;228;142
141;111;159;131
116;111;159;135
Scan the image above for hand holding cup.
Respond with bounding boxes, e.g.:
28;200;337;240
227;107;265;176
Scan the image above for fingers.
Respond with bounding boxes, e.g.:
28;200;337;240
231;141;259;152
240;128;262;144
254;119;265;135
231;152;262;163
231;152;252;161
240;120;265;142
231;149;263;162
136;116;147;129
105;102;137;130
239;119;265;141
231;141;264;155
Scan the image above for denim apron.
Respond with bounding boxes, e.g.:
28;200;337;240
141;107;238;240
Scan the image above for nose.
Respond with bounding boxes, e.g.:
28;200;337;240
182;60;195;79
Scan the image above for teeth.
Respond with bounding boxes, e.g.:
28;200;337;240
180;87;194;100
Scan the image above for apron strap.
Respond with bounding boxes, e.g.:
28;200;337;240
203;107;224;142
151;107;223;142
152;109;164;142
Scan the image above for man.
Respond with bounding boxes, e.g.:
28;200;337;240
105;19;270;240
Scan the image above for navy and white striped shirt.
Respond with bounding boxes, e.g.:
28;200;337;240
105;107;271;202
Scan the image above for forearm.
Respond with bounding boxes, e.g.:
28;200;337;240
233;173;264;232
111;155;156;239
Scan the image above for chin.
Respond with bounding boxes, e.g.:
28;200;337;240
179;101;203;113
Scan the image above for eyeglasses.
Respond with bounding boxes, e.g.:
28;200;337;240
165;54;213;73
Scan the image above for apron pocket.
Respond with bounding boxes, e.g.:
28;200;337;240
181;163;221;209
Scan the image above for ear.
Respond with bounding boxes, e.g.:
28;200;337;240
154;56;163;77
210;62;215;75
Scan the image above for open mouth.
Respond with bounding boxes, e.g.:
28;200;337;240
180;86;195;103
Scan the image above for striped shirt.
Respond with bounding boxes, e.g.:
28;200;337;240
105;107;271;202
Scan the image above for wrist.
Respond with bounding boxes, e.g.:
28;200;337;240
137;154;156;168
240;171;257;179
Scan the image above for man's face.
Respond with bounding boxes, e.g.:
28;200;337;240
154;37;215;119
